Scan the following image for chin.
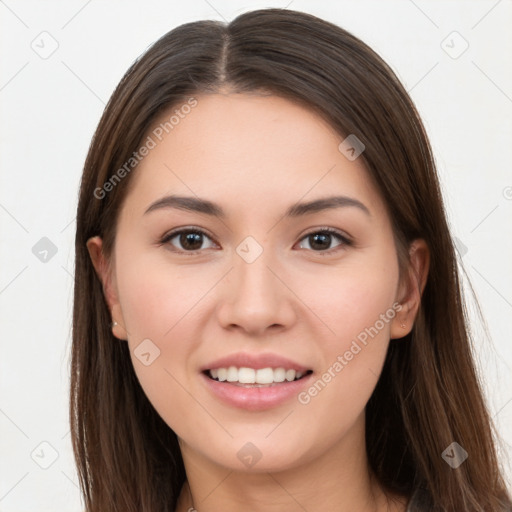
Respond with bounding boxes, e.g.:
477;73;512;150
190;436;313;474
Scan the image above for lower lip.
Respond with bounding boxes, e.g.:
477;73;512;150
200;372;314;411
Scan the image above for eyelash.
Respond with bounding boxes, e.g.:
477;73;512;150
158;226;353;256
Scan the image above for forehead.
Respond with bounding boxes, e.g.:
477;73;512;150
121;93;387;221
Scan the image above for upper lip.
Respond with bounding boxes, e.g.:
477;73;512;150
201;352;312;373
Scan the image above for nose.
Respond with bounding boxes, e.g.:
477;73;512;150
216;246;296;336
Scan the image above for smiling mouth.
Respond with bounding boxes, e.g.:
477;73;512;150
203;367;314;387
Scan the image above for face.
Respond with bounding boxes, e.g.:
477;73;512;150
88;92;420;473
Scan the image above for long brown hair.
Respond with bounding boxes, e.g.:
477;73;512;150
71;8;511;511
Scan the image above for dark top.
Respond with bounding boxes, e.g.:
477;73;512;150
406;487;434;511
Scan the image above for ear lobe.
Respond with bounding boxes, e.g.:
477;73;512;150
86;236;119;310
390;239;430;339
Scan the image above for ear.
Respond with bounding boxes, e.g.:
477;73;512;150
86;236;128;340
390;238;430;340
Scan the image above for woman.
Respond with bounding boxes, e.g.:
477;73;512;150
70;8;512;512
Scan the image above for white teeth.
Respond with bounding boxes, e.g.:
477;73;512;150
285;369;296;382
255;368;274;384
238;367;255;383
273;368;286;382
226;366;238;382
208;366;309;384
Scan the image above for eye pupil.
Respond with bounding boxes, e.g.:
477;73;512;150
181;232;203;250
310;233;331;250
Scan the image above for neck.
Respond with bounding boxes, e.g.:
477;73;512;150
174;414;407;512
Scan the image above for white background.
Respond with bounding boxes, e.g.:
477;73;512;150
1;1;511;510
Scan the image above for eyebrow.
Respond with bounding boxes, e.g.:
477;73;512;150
144;194;371;218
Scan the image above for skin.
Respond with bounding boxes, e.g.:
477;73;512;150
87;92;429;512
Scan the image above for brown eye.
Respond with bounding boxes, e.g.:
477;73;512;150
297;229;352;253
161;229;216;253
160;227;352;255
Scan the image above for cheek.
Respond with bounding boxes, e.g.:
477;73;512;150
308;252;399;351
114;256;202;436
115;248;205;341
300;249;399;409
113;248;200;400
